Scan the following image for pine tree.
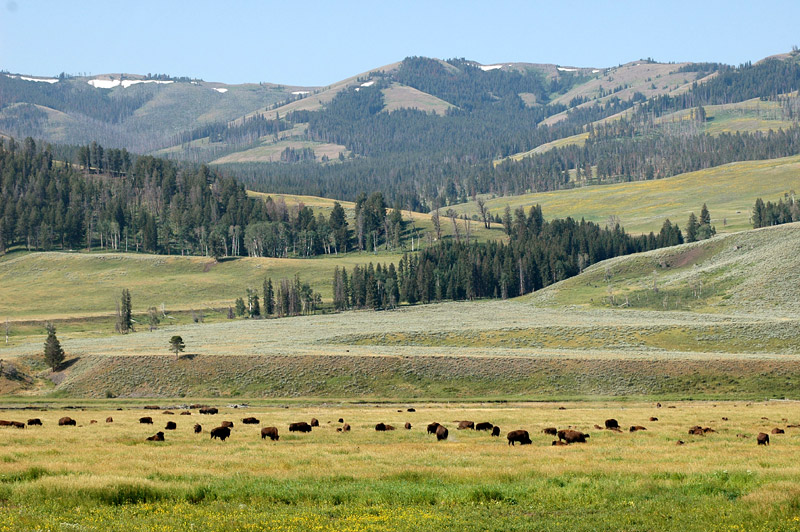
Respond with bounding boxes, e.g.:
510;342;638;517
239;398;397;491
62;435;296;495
685;212;699;243
169;335;185;360
43;323;65;370
263;278;275;316
235;297;246;317
700;203;711;226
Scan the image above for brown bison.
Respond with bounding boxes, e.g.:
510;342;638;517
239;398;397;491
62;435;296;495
771;428;785;434
475;422;493;431
180;411;191;416
649;417;658;422
676;440;685;445
199;407;218;415
375;422;395;431
491;426;500;437
106;417;113;423
310;418;320;427
163;411;174;415
436;425;448;441
604;419;620;430
507;430;532;446
341;423;351;432
193;424;202;433
242;417;259;425
427;422;441;435
552;440;569;446
457;420;475;430
165;421;177;430
139;417;153;424
757;432;770;445
688;426;705;435
629;425;647;432
0;420;12;426
289;422;312;433
220;421;234;428
27;418;42;426
58;417;76;426
594;424;603;430
146;431;165;441
558;429;589;443
261;426;279;441
90;420;98;424
12;421;25;429
542;427;558;436
144;405;160;410
210;426;231;441
404;422;412;430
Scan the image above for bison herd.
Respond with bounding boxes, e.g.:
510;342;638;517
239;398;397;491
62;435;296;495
1;404;795;450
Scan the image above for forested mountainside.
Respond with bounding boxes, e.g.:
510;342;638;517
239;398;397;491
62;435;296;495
3;53;800;212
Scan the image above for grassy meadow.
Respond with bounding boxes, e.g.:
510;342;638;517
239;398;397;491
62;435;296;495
2;402;800;531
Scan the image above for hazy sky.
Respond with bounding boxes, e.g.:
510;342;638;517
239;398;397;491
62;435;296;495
2;0;799;86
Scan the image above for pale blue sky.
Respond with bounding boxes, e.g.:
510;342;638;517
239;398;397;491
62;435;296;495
1;0;798;86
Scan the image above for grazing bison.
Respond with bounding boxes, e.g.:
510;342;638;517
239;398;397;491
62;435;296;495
542;427;558;436
629;425;647;432
27;418;42;426
649;417;658;422
242;417;259;425
457;421;475;430
757;433;770;445
58;417;76;426
475;422;493;431
405;422;412;430
435;425;448;441
139;417;153;424
199;407;218;415
491;426;500;437
106;417;113;423
771;428;785;434
261;427;279;441
220;421;234;428
194;424;202;433
165;421;177;430
558;429;589;444
507;430;532;446
11;421;25;429
310;418;320;427
289;422;312;433
427;422;441;435
604;419;620;430
0;420;12;426
210;426;231;441
341;423;351;432
146;431;165;441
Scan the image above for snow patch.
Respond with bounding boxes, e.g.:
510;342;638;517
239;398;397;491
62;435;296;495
479;64;503;71
292;90;310;95
87;79;174;89
213;88;228;93
360;80;375;87
7;75;59;83
592;69;600;74
557;67;578;72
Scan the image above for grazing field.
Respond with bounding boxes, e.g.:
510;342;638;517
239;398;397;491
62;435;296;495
1;401;800;531
453;155;800;234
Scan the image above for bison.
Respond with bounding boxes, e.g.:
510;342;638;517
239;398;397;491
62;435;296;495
199;407;218;415
165;421;177;430
605;419;620;430
688;426;704;435
427;422;441;435
435;425;448;441
338;418;344;423
144;405;160;410
146;431;165;441
475;422;493;431
289;422;312;433
180;411;191;416
210;426;231;441
90;420;98;424
558;429;589;443
491;426;500;437
771;428;785;434
139;417;153;424
58;417;76;426
407;408;416;412
242;417;259;425
310;418;320;427
629;425;647;432
0;420;11;426
220;421;234;428
542;427;558;436
106;417;113;423
341;423;351;432
376;423;396;431
757;433;770;445
404;422;412;430
261;426;279;441
457;420;475;430
194;424;202;433
649;417;658;422
507;430;532;446
27;418;42;426
163;411;174;415
552;440;568;446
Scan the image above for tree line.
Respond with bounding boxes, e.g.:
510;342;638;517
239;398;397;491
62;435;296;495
752;194;800;228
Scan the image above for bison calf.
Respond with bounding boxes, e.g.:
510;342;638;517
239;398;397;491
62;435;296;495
629;425;647;432
210;426;231;441
507;430;532;446
261;426;279;441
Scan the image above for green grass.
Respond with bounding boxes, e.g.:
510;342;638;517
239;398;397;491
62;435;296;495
453;155;800;234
